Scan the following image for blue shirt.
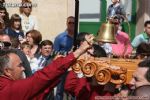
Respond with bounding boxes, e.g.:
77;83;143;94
131;32;149;48
54;31;74;52
107;3;125;18
4;27;24;39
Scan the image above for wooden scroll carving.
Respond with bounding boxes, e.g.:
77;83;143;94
95;67;111;85
72;59;84;73
82;61;97;77
72;57;141;85
109;66;127;84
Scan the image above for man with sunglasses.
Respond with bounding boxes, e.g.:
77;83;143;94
54;16;75;53
53;16;75;100
0;34;94;100
0;41;11;49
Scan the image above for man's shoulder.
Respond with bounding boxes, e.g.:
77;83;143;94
135;32;145;38
108;4;113;8
55;31;67;39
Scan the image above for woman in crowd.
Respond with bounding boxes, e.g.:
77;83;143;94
26;29;42;56
4;14;24;43
0;2;9;29
19;0;38;35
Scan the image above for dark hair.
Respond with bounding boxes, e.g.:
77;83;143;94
112;15;124;24
10;36;20;49
144;20;150;27
0;3;5;10
26;30;42;45
0;2;9;28
136;42;150;58
138;57;150;82
0;0;5;3
76;32;90;47
0;29;6;35
67;16;75;21
92;44;107;57
39;40;53;48
9;14;22;30
0;31;11;48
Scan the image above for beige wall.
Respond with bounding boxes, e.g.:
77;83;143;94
6;0;150;40
5;0;75;41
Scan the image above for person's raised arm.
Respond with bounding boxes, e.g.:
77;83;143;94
73;34;94;58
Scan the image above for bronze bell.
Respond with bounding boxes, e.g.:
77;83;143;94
96;21;117;43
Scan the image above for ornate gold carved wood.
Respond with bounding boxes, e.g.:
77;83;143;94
72;57;141;85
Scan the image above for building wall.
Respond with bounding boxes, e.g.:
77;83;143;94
136;0;150;35
5;0;75;41
5;0;150;41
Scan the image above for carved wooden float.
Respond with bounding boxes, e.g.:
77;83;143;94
72;57;141;85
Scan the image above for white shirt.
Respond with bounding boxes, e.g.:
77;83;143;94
26;55;39;73
20;14;38;35
37;56;46;70
101;43;112;55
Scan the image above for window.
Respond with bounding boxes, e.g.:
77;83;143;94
79;0;101;22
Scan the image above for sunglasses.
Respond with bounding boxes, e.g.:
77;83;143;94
0;41;11;49
23;6;32;8
22;4;32;8
68;22;75;24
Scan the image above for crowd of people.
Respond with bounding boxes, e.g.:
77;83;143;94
0;0;150;100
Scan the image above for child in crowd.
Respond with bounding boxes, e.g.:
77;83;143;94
20;41;38;73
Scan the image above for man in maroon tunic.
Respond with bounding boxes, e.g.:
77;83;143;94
0;34;94;100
